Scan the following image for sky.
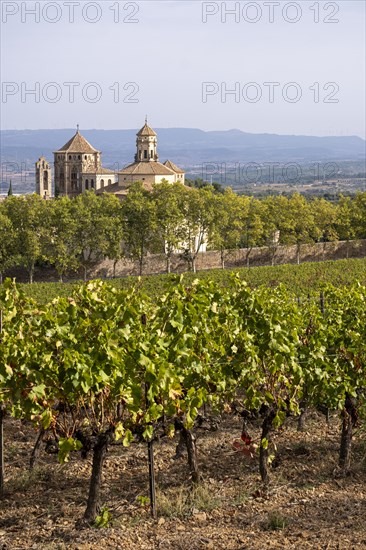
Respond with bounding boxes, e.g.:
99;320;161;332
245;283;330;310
1;0;365;137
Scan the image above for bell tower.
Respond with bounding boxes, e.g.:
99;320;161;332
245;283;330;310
135;117;158;162
35;156;52;198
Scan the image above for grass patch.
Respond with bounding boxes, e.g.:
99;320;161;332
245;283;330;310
264;512;288;531
157;482;221;518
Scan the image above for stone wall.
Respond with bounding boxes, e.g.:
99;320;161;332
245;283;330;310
90;239;366;279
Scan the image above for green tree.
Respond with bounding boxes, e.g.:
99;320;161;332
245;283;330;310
96;193;124;278
351;192;366;240
209;189;247;269
151;182;186;273
311;198;338;260
261;196;291;266
335;195;357;258
179;186;217;273
0;205;18;284
286;194;317;264
241;198;265;267
43;197;80;282
121;182;157;276
5;195;46;283
72;191;107;281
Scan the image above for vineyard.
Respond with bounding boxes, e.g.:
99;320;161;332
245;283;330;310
19;257;366;304
0;275;365;548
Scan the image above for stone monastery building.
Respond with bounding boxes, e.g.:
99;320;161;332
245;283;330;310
35;120;185;198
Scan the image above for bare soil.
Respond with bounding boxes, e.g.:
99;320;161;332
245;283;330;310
1;411;365;550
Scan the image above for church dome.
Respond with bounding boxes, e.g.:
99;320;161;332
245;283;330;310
136;120;157;137
55;129;99;154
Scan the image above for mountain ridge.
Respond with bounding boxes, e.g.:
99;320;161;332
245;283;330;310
1;128;365;170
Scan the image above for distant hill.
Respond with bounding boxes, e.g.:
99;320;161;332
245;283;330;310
1;128;365;165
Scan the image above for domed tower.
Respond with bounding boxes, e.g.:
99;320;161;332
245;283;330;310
134;117;158;162
53;126;101;196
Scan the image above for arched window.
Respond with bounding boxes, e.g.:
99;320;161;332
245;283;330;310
85;179;89;189
108;179;111;185
144;150;147;159
43;173;48;191
71;168;78;189
78;155;81;160
69;155;71;160
91;179;94;188
101;179;105;188
84;155;87;160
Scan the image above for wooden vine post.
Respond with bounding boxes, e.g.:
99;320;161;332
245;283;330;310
142;312;157;520
147;435;157;519
144;379;157;519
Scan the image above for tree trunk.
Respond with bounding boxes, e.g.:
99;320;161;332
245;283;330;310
30;427;46;470
83;265;87;282
297;397;308;431
113;259;118;278
166;256;171;274
339;394;358;474
221;249;225;270
296;243;301;265
192;257;196;274
297;408;307;431
181;427;199;483
174;431;186;459
139;258;143;276
0;272;3;285
246;248;252;268
29;264;34;284
259;409;276;485
339;411;353;473
270;249;276;267
83;432;110;525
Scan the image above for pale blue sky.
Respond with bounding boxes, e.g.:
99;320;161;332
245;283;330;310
1;0;365;137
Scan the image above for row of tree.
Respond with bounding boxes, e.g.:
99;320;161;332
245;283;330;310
1;184;365;283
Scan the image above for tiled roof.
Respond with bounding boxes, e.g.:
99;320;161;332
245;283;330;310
163;160;184;174
118;161;175;176
83;167;115;175
55;131;100;153
96;181;155;196
136;123;157;137
96;183;129;196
